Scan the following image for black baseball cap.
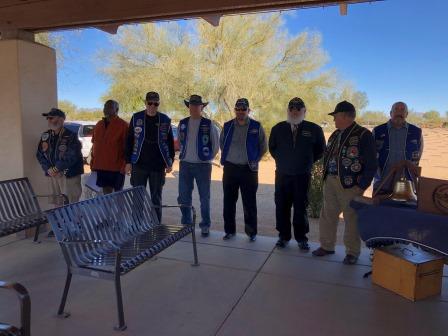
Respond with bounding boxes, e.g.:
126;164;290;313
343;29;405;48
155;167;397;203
329;100;356;118
288;97;306;110
145;91;160;101
235;98;249;109
42;108;66;119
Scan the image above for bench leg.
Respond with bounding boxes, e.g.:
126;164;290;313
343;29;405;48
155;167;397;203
57;270;72;318
191;229;199;266
114;273;127;331
33;224;41;243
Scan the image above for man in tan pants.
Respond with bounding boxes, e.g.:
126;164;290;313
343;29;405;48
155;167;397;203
312;101;377;265
36;108;84;206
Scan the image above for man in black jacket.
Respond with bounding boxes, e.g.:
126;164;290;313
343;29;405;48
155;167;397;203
312;101;377;265
269;97;326;250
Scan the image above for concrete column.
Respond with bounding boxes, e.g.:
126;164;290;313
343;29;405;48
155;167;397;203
0;39;57;209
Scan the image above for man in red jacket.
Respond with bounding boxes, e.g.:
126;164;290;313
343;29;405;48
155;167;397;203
91;100;128;194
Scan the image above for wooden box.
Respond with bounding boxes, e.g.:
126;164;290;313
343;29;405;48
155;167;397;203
372;244;444;301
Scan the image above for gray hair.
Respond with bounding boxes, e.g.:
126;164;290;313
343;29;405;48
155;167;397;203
390;101;408;114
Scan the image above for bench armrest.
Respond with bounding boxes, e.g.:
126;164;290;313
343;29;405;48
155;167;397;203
0;281;31;336
61;239;120;250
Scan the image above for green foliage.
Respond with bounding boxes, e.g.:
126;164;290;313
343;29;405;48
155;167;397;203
422;110;441;122
58;100;104;121
308;159;324;218
357;110;388;126
100;14;366;132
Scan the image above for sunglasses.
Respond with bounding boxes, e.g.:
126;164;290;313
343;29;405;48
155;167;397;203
147;102;160;107
235;108;248;112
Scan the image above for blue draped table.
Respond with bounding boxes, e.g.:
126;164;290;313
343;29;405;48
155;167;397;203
351;199;448;256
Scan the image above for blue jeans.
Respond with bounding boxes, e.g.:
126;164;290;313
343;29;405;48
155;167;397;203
177;161;212;228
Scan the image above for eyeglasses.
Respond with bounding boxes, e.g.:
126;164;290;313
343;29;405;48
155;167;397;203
235;108;248;112
147;102;160;107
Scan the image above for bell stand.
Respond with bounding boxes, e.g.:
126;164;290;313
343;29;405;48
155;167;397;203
362;160;421;278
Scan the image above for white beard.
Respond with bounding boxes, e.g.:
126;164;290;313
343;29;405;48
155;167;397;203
287;114;305;125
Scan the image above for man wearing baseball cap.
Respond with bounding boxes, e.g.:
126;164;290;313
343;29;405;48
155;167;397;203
269;97;326;251
312;101;377;265
125;91;175;221
220;98;267;241
36;108;84;205
177;95;220;237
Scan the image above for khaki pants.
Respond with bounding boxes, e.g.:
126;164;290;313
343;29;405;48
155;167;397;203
318;175;364;257
48;175;82;205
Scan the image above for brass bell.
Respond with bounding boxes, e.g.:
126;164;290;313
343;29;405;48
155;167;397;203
390;176;417;202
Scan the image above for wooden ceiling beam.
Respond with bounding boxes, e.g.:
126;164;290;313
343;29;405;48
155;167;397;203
0;0;380;32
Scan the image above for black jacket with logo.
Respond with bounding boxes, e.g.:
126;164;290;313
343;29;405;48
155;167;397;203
36;127;84;178
269;120;326;175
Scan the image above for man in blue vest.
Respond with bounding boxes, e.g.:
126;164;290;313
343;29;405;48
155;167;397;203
220;98;267;241
312;101;377;265
372;101;423;193
125;91;175;221
177;95;220;237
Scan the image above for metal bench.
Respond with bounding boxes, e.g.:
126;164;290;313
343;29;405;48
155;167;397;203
0;281;31;336
46;186;199;331
0;178;49;242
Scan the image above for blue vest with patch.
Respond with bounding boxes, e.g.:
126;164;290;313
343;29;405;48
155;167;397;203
130;111;173;167
178;117;213;161
374;122;422;180
221;119;261;171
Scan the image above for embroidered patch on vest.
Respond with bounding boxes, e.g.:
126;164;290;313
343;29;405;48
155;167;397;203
136;119;143;126
343;176;353;186
41;142;48;152
350;162;362;173
348;136;359;145
346;146;359;159
41;132;49;141
342;158;352;168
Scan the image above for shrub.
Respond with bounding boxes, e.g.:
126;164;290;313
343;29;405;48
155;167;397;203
308;159;324;218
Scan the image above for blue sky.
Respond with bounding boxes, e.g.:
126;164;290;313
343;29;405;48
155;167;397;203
57;0;448;114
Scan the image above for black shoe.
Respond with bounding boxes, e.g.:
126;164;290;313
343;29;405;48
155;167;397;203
298;240;310;251
47;230;55;238
223;233;235;240
343;254;358;265
275;239;288;248
312;247;335;257
201;228;210;237
249;234;256;242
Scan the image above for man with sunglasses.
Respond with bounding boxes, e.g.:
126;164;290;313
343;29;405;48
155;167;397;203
125;91;175;221
269;97;326;251
36;108;84;205
220;98;267;241
177;95;220;237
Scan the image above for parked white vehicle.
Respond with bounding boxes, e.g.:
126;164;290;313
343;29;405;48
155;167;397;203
64;121;96;162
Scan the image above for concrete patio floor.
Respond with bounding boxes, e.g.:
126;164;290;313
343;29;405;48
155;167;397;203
1;231;447;336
